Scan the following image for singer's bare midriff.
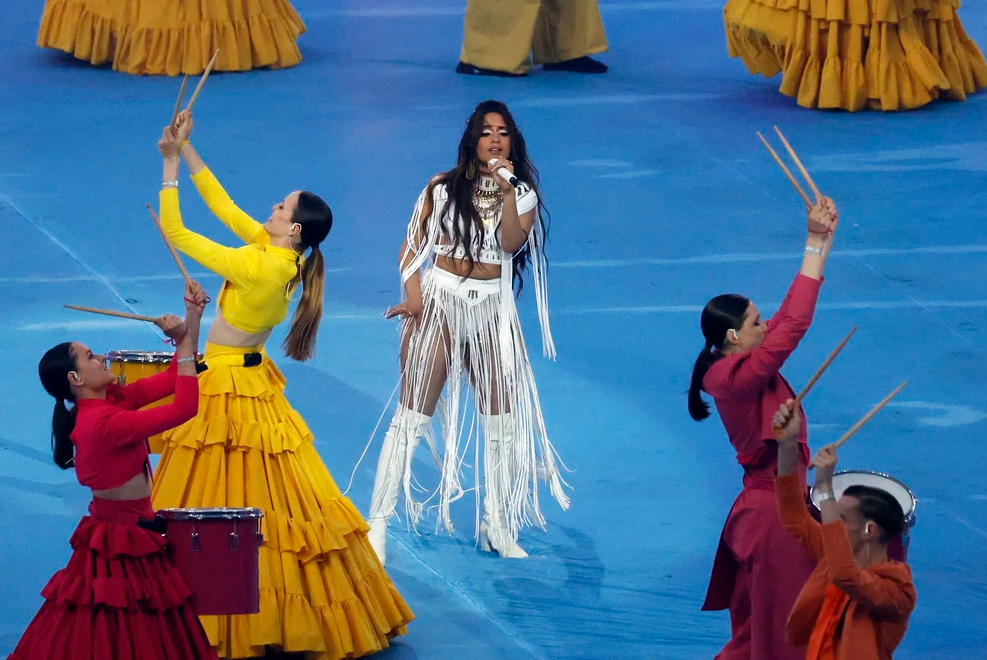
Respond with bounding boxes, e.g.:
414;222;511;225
436;256;501;280
207;313;273;348
92;472;152;500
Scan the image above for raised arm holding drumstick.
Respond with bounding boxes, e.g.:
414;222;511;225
774;400;916;660
689;138;840;659
7;281;216;660
150;110;413;658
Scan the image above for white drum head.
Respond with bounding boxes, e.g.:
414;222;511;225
810;470;915;522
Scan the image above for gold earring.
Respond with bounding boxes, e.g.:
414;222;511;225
466;160;477;180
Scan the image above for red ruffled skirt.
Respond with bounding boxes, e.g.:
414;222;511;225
7;496;217;660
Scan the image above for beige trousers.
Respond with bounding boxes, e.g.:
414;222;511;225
460;0;608;74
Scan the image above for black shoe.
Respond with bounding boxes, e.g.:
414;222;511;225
543;56;608;74
456;61;527;78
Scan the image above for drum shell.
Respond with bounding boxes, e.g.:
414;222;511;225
158;508;264;615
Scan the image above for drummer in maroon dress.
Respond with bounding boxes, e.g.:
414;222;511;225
688;196;839;660
8;281;218;660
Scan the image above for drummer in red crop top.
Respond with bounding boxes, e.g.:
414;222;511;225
7;281;219;660
687;196;839;660
61;283;206;502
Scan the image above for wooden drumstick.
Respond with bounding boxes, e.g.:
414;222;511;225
833;381;908;449
170;74;189;127
773;126;823;200
146;203;192;287
757;132;812;209
64;304;158;323
185;50;220;112
794;326;858;406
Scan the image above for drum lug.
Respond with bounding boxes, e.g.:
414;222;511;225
191;524;199;552
230;518;239;551
117;374;127;385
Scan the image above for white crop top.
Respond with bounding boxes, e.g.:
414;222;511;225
431;176;538;264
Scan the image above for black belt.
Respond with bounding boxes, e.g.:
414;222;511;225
137;516;168;534
195;352;263;374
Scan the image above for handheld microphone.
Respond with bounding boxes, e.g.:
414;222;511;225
488;159;518;188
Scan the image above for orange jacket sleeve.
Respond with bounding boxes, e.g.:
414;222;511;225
822;522;917;620
777;472;825;562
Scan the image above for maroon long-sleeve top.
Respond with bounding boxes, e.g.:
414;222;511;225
703;273;824;484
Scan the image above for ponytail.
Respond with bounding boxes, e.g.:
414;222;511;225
688;293;751;422
688;345;717;421
39;342;78;469
283;246;324;361
283;190;333;362
52;399;76;469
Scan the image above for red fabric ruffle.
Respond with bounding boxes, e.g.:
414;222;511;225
7;501;217;660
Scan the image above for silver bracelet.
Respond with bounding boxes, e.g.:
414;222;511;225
805;245;823;256
817;490;836;502
161;180;179;188
176;355;196;364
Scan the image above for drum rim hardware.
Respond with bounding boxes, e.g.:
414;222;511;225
809;469;917;527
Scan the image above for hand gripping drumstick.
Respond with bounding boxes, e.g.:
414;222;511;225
64;304;158;323
773;126;823;201
757;132;812;210
832;381;908;449
145;204;192;286
185;50;219;113
794;326;858;406
170;74;189;127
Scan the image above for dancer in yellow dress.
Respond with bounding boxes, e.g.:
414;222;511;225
36;0;306;75
150;110;413;659
723;0;987;110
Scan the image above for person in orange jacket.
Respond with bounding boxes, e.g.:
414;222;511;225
774;400;917;660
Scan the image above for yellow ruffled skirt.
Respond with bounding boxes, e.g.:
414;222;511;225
724;0;987;110
36;0;306;75
151;343;413;660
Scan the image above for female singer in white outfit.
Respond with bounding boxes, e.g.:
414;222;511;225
364;100;567;563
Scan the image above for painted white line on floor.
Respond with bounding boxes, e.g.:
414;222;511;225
595;170;664;179
553;244;987;268
0;268;349;284
885;402;987;428
8;244;976;284
555;300;987;315
0;193;162;338
947;513;987;539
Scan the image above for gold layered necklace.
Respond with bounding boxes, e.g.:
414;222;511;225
473;175;503;228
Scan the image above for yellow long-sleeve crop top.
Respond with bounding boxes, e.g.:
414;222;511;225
158;168;301;334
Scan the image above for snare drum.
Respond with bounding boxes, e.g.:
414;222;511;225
106;351;175;454
810;470;917;562
158;507;264;615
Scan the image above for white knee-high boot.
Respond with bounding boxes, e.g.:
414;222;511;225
367;405;430;565
479;412;528;559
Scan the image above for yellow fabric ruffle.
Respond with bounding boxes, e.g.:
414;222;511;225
724;0;987;110
36;0;306;76
151;344;413;660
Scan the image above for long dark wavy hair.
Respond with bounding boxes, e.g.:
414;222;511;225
421;100;549;296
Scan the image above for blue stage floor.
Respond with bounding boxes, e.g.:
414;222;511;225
1;1;985;658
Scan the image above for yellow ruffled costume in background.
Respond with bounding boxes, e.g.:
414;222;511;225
151;344;414;659
724;0;987;110
36;0;306;75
